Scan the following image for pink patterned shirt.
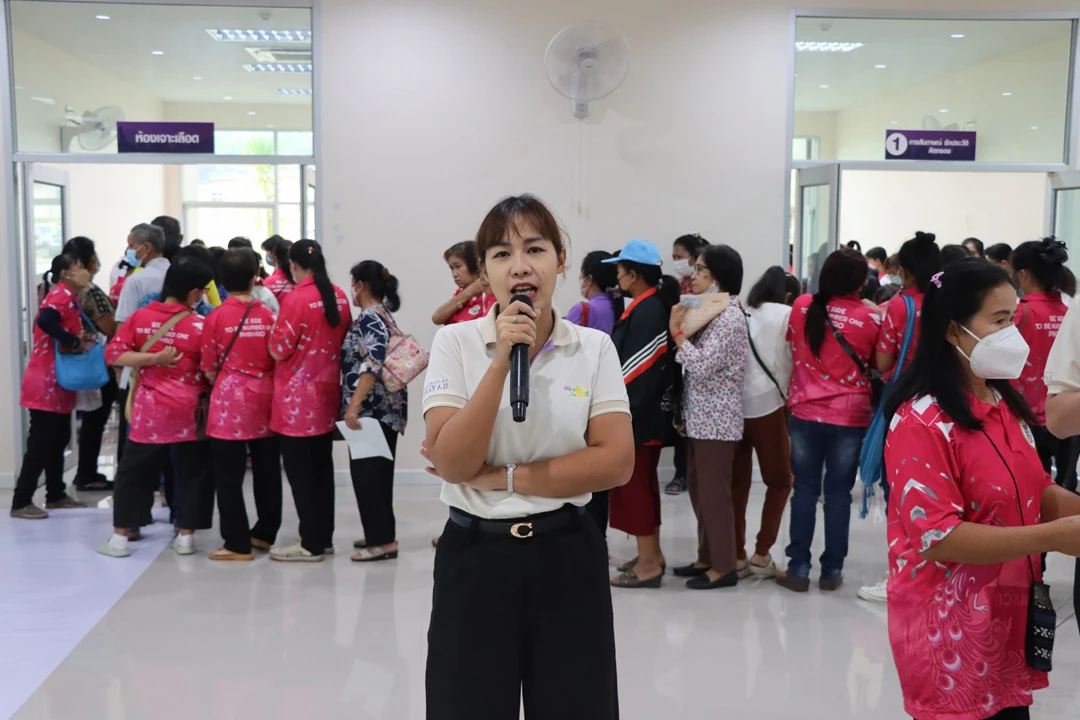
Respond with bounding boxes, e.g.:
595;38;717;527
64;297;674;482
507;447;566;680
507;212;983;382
675;301;747;441
269;276;351;437
878;287;923;380
885;394;1052;720
106;303;206;444
265;268;295;301
201;297;276;441
21;284;83;414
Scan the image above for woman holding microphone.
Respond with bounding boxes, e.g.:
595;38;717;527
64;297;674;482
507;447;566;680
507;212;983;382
422;194;633;719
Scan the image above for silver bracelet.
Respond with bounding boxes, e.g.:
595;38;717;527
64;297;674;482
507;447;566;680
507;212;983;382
506;464;517;495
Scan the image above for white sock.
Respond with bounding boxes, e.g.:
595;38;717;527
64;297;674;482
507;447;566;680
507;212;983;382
176;534;194;548
108;533;129;551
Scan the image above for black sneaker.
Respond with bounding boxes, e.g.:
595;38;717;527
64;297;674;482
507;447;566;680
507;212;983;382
74;473;114;491
664;477;687;495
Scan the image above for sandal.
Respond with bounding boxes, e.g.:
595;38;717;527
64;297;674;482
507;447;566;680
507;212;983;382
664;477;687;495
616;556;667;573
209;547;254;562
610;569;663;589
750;557;778;578
352;546;399;563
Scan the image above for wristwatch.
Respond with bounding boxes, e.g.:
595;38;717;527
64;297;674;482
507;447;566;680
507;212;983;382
506;464;517;495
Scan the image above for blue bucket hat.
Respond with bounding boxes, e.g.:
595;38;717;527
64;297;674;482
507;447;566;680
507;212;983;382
603;239;663;267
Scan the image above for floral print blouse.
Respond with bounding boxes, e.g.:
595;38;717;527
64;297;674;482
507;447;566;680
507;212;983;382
340;306;408;434
675;299;747;442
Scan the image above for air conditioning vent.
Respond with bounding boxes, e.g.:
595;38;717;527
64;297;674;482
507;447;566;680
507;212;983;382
246;46;313;64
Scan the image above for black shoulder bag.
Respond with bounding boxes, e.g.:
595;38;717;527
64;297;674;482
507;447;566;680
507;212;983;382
981;429;1056;672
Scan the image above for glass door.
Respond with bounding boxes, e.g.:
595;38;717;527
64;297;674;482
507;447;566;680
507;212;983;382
795;164;840;295
19;164;77;470
303;165;316;239
1050;172;1080;273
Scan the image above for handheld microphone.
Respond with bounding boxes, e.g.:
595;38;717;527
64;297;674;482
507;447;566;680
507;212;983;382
509;294;533;423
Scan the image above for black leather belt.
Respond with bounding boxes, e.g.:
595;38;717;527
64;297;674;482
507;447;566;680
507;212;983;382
448;505;584;539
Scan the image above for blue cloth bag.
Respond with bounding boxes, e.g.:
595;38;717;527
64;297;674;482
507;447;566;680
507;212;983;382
858;294;915;518
53;306;109;391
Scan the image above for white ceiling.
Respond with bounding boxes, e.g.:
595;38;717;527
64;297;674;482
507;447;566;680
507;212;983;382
795;18;1072;113
10;2;313;106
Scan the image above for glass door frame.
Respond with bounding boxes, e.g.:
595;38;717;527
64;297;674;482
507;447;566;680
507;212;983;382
793;163;841;292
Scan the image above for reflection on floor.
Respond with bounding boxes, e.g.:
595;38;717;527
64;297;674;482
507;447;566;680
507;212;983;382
4;484;1080;720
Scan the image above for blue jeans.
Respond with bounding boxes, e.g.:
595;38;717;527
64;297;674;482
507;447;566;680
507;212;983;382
785;417;867;579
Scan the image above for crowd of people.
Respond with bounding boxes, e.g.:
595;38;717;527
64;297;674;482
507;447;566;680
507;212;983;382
10;199;1080;719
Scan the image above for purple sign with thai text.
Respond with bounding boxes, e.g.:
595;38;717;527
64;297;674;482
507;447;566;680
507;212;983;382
884;130;976;161
117;122;214;153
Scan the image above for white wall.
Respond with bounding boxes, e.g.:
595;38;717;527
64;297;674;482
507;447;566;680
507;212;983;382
840;170;1047;255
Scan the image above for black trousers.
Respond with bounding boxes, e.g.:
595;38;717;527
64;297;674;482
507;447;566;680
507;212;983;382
349;422;399;547
1032;425;1078;492
76;375;119;482
116;384;129;463
211;436;283;554
585;490;609;537
13;410;71;509
280;432;336;555
673;436;688;480
426;508;619;720
113;440;213;531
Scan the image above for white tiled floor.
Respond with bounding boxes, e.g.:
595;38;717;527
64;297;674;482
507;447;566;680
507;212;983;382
4;483;1080;720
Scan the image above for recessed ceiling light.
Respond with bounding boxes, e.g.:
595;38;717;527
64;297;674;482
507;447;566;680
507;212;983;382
223;96;232;100
151;50;164;56
267;124;275;129
14;85;22;90
875;64;887;69
796;41;864;53
951;33;965;39
1002;92;1013;96
95;15;109;20
30;97;55;105
206;29;311;43
939;109;949;113
819;84;830;89
248;111;256;116
193;76;202;80
243;63;312;73
890;120;899;125
274;88;313;96
1032;126;1040;130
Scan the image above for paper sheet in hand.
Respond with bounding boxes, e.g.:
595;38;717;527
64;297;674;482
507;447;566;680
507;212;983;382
336;419;393;460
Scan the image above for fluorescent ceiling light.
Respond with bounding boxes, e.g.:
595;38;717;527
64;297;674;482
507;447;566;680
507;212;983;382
267;124;275;128
274;88;313;96
248;111;256;116
244;63;312;73
939;109;949;113
1002;92;1013;96
223;96;233;100
193;76;202;80
95;15;109;20
207;29;311;43
875;64;886;69
796;41;864;53
819;84;829;89
951;34;965;38
890;120;898;125
151;50;164;55
1032;126;1040;130
31;97;55;105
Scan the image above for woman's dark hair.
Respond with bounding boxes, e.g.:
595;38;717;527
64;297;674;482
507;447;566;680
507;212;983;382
897;231;943;293
151;215;183;260
443;241;480;275
474;195;568;267
1010;238;1069;295
177;243;215;271
291;240;341;327
228;236;253;250
274;240;294;283
986;243;1013;265
963;237;985;258
846;240;863;253
43;252;80;293
866;247;887;264
673;234;709;260
884;258;1036;430
700;244;743;295
189;239;207;248
874;283;901;305
941;244;971;267
162;260;214;303
861;274;881;301
619;261;680;310
262;234;285;252
581;250;619;293
218;249;259;294
1063;266;1077;297
350;260;401;313
805;248;868;357
747;266;794;308
63;236;97;269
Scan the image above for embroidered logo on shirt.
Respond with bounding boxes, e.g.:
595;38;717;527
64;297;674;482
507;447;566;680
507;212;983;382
565;385;590;398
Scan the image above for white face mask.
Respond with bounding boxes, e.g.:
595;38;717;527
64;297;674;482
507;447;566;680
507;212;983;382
705;282;720;295
672;258;693;279
955;324;1030;380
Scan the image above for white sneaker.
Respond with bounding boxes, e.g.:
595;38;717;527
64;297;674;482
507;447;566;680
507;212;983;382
270;543;324;563
858;577;888;603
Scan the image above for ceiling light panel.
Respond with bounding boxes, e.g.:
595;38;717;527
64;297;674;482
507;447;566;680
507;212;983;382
207;29;311;43
244;63;312;73
796;41;864;53
274;88;313;95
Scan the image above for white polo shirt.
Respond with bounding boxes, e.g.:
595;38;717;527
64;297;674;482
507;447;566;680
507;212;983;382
1046;293;1080;396
422;307;630;519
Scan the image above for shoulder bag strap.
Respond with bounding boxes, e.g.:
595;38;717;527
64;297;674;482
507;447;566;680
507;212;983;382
894;295;917;372
744;310;786;402
139;310;190;353
825;313;870;379
219;302;255;368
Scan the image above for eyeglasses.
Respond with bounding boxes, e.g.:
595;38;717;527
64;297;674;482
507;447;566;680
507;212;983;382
692;265;706;274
